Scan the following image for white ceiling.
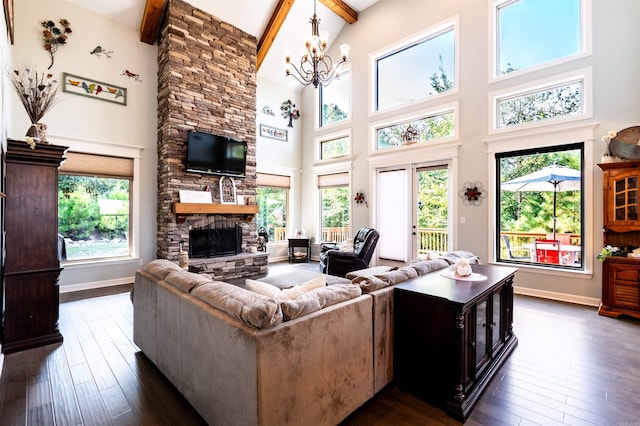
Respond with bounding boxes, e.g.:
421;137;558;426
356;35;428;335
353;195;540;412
65;0;380;90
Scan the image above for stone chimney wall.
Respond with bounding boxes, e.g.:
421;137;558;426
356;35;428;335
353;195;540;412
156;0;257;260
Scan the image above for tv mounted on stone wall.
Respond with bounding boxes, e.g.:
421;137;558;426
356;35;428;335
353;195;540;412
186;131;247;178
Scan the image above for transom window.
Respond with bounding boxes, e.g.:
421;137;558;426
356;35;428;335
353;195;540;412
495;0;582;76
375;24;455;111
496;80;582;129
319;134;350;161
376;110;454;150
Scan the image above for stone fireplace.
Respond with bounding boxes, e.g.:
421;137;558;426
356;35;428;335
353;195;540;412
155;0;265;278
189;216;242;258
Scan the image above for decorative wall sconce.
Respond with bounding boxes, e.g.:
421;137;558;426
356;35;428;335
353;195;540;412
354;191;367;207
459;181;486;206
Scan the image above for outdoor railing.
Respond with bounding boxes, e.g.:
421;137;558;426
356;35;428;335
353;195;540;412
321;227;351;243
501;232;582;261
417;228;449;254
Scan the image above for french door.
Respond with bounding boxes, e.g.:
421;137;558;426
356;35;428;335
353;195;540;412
377;163;450;262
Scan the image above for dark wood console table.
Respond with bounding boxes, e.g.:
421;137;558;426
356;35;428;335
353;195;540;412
394;264;518;421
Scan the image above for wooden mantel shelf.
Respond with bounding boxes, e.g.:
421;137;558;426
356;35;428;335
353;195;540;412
172;202;259;222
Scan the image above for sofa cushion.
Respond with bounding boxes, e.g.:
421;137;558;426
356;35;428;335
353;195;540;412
191;281;283;329
164;270;213;293
375;266;419;285
245;275;326;300
350;275;389;293
280;284;362;321
143;259;185;280
410;258;450;275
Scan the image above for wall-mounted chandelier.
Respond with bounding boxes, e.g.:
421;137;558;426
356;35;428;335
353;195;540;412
285;0;349;88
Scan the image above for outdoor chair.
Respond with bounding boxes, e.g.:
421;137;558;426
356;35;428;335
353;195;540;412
502;235;529;260
534;239;561;264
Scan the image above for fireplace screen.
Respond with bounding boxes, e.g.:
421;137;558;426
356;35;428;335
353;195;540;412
189;217;242;258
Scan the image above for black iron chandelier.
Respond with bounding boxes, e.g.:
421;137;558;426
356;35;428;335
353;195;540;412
285;0;349;88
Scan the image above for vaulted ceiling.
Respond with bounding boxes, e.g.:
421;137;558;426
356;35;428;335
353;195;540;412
66;0;381;89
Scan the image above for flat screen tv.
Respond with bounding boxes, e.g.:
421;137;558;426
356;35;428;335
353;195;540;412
186;131;247;177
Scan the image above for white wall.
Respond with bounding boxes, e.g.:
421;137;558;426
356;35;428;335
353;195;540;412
297;0;640;304
255;75;302;261
8;0;158;290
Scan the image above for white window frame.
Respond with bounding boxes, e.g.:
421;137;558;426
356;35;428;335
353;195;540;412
315;129;352;163
316;64;352;130
312;161;353;243
257;165;296;246
369;16;459;116
489;0;592;83
369;101;459;155
488;68;592;135
485;121;597;278
52;135;143;268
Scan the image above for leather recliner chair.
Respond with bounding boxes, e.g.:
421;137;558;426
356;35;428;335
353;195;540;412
319;228;380;277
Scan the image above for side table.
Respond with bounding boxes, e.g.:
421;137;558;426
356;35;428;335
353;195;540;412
288;238;311;263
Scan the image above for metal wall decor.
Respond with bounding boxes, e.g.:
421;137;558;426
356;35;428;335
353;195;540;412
459;181;486;206
219;176;237;204
63;73;127;105
401;125;419;144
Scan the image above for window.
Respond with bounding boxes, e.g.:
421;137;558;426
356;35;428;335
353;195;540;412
490;69;590;132
497;144;583;269
375;24;455;111
496;80;582;128
59;153;132;261
320;134;350;160
376;110;454;150
318;172;350;243
495;0;582;76
319;69;350;127
256;173;290;243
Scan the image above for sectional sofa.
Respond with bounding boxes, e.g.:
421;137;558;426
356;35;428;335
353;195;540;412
132;252;478;426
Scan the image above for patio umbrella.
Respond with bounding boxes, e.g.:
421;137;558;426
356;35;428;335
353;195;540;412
501;163;581;239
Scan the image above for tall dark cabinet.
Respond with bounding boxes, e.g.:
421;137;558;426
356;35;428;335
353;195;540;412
1;139;67;354
598;160;640;320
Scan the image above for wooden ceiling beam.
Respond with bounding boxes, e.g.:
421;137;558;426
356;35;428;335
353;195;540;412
319;0;358;24
140;0;167;45
257;0;295;71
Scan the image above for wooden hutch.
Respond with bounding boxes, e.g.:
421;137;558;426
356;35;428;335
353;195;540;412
1;139;68;353
598;160;640;320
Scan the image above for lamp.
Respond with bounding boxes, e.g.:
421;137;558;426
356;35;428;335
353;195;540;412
285;0;349;88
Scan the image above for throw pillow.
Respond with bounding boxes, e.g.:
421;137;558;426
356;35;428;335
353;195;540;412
339;239;355;251
245;275;326;300
279;275;326;300
245;279;281;298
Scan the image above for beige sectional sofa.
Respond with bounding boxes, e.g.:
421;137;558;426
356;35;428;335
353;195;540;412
133;252;477;426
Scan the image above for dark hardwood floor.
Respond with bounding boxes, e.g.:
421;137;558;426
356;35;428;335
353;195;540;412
1;262;640;425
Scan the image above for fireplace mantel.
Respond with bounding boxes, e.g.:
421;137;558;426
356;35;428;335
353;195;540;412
172;203;259;223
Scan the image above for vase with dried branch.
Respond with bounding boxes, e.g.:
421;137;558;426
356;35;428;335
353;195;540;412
8;67;59;145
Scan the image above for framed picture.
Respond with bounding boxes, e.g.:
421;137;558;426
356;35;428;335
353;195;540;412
260;124;288;142
62;73;127;106
3;0;13;44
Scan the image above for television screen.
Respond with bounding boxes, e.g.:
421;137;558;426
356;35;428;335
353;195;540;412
186;131;247;177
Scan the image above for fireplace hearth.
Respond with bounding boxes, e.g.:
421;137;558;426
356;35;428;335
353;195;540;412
189;217;242;258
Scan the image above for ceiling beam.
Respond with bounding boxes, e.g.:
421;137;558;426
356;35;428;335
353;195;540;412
257;0;295;71
320;0;358;24
140;0;167;44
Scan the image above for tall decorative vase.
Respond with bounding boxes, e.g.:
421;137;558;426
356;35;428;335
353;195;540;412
25;123;41;141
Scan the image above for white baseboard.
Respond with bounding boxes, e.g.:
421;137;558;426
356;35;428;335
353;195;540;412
514;286;600;307
60;277;134;293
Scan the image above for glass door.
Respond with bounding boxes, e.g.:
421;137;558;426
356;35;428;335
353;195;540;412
414;165;450;257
